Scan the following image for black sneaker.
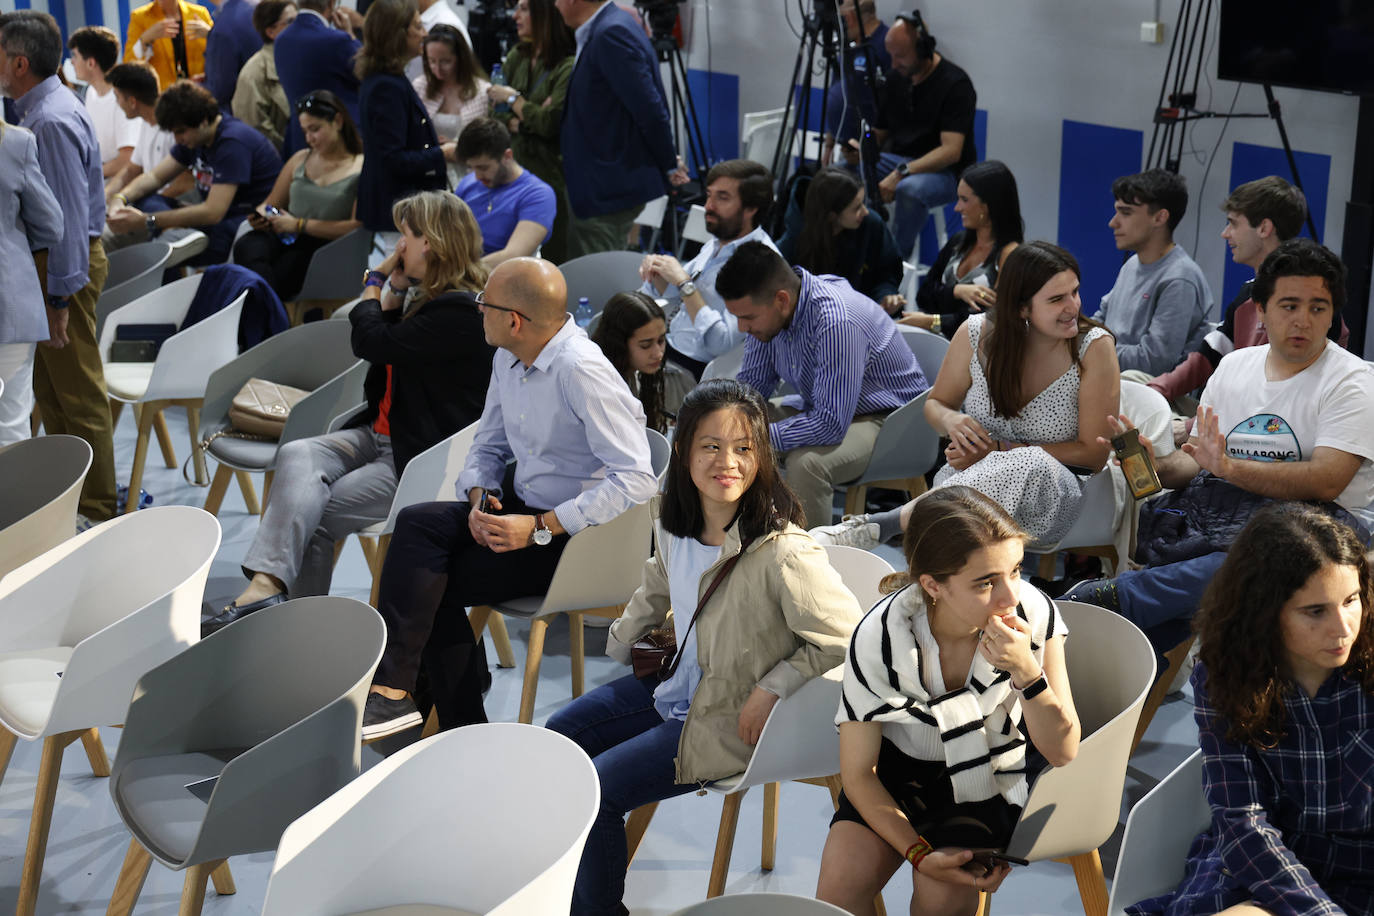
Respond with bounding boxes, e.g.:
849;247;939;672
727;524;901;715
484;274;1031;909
1060;578;1122;613
362;692;422;741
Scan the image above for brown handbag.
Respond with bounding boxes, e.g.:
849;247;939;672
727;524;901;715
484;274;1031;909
631;536;755;682
226;377;310;438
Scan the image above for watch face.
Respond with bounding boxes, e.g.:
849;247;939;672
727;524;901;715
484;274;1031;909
533;528;552;546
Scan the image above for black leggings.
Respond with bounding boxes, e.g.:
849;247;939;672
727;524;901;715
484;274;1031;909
232;228;327;302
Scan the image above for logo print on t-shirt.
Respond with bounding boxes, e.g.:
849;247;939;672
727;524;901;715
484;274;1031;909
193;159;214;197
1226;415;1301;463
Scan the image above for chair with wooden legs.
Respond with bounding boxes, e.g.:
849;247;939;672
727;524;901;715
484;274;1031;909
284;228;375;325
896;324;950;384
835;389;940;519
99;276;248;505
197;320;365;517
94;241;172;340
1106;750;1207;916
0;434;91;579
0;506;220;916
1130;633;1196;754
105;597;384;916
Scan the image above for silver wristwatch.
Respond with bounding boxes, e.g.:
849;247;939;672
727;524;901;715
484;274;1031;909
532;513;553;546
678;280;698;299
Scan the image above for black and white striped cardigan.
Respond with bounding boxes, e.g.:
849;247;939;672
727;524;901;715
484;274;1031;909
836;583;1064;807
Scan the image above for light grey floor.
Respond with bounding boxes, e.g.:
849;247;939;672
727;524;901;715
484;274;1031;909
0;408;1201;914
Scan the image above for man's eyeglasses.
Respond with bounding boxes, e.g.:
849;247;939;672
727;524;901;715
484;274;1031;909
475;290;533;322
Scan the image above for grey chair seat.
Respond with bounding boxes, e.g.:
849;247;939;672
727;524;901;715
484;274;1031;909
490;596;544;619
206;435;279;470
116;748;246;861
350;908;478;916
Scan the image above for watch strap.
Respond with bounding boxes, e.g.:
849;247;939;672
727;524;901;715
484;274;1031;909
1015;672;1049;701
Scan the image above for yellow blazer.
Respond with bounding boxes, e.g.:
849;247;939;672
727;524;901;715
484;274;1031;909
123;0;213;91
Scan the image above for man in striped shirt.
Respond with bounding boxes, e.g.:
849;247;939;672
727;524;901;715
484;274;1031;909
719;241;928;529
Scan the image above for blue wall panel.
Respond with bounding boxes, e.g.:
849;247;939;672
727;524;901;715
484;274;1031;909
1220;141;1330;313
685;67;740;171
1058;120;1143;315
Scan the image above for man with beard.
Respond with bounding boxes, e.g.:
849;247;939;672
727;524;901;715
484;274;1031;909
455;117;555;268
638;158;777;375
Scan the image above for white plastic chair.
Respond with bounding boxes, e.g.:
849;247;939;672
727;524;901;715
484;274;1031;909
165;228;210;269
330;297;365;320
99;274;248;506
634;195;669;251
0;435;91;580
836;389;941;518
674;895;850;916
701;342;747;381
287;228;375;324
897;324;950;384
0;506;221;916
96;241;173;338
262;724;599;916
559;250;645;313
1107;750;1208;916
678;204;711;257
647;427;671;487
741;108;785;166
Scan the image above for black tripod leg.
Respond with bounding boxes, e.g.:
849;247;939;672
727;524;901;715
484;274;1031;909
1264;83;1320;241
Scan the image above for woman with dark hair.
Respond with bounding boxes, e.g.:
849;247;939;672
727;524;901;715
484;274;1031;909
818;486;1079;915
546;377;865;916
355;0;451;237
233;89;363;300
231;0;296;151
901;160;1025;339
777;166;906;314
590;291;693;433
487;0;574;262
814;241;1119;551
412;24;489;185
1128;504;1374;916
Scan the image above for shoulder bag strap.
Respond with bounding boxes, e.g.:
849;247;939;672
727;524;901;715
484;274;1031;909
664;534;755;680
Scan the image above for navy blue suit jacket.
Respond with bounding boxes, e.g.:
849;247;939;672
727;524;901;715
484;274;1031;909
203;0;261;108
356;72;447;231
560;4;676;219
273;12;360;154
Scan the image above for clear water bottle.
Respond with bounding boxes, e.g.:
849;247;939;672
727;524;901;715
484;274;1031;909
575;296;593;328
264;204;296;245
491;62;510;114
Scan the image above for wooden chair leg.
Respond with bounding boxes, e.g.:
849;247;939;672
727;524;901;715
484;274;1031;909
368;533;390;609
843;485;865;517
235;470;261;515
420;705;440;739
202;464;233;516
707;790;745;898
152;408;177;468
467;604;492;639
80;727;110;777
569;612;585;698
178;862;213;916
518;618;549;723
1038;552;1058;580
262;470;274;508
106;399;121;429
105;838;153;916
824;773;843;809
356;535;378;571
488;612;516;668
17;730;80;916
761;782;779;870
0;728;16;788
625;802;658;867
1130;635;1196;755
874;895;888;916
208;860;235;895
1067;849;1108;916
185;403;206;485
122;403;158;515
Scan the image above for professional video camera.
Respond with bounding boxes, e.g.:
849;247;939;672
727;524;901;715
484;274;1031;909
467;0;519;71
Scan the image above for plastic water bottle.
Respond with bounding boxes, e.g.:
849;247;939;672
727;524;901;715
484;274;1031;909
575;296;593;328
491;62;510;114
264;204;296;245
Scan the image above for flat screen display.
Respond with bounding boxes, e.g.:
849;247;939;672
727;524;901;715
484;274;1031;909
1217;0;1374;96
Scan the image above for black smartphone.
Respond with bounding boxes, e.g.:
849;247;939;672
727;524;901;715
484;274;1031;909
964;848;1029;874
478;489;492;513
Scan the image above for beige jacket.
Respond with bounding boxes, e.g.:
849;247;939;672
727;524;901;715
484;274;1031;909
608;499;865;785
232;47;289;151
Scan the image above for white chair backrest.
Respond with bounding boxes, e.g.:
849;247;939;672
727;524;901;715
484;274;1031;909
0;435;91;580
380;422;480;535
726;666;845;792
1120;379;1175;457
263;724;599;916
330;297;365;320
634;195;668;229
701;342;747;381
898;324;949;383
1107;750;1208;916
674;894;850;916
559;250;644;313
682;205;711;245
822;544;895;610
144;290;248;402
97;273;204;358
647;427;671;483
532;501;651;615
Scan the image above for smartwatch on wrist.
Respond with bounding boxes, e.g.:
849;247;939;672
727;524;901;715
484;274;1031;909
532;514;552;546
896;162;911;177
363;269;387;289
145;213;161;238
1013;671;1049;701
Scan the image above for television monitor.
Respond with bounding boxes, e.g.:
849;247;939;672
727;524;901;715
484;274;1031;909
1217;0;1374;97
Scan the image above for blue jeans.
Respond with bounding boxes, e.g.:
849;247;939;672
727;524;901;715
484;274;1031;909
874;154;957;257
546;673;695;916
1115;552;1227;656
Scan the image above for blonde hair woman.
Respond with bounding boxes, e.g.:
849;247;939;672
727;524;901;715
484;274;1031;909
203;191;495;635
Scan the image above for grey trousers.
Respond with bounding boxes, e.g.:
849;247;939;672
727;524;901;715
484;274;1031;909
241;427;398;597
770;402;886;529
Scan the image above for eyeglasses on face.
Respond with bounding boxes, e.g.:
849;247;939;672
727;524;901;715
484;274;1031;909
475;290;533;322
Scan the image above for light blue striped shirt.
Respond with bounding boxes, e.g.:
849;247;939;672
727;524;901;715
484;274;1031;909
455;315;658;534
738;268;928;452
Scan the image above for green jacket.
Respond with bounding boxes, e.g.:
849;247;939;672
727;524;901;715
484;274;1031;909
495;44;573;194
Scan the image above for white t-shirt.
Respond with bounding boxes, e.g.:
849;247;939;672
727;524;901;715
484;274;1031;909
1200;342;1374;516
132;118;175;178
652;533;722;723
84;84;140;164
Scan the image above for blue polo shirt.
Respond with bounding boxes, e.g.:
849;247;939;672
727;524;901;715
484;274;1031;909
455;168;556;255
171;115;282;217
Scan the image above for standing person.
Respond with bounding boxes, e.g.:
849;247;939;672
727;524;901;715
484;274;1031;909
591;291;693;433
1127;504;1374;916
555;0;686;257
548;378;866;916
488;0;574;262
412;23;489;186
203;0;262;108
404;0;472;82
274;0;362;154
0;11;117;521
0;119;64;447
817;486;1079;915
232;0;297;151
122;0;214;90
820;0;890;166
356;0;451;239
67;27;138;186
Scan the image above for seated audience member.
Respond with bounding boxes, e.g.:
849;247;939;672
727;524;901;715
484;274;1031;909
274;0;361;154
873;12;976;258
820;0;890;165
777;167;905;315
548;378;865;916
122;0;213;90
204;191;492;634
454;117;554;267
719;241;928;530
1127;503;1374;916
815;242;1118;550
106;79;282;263
1098;168;1212;377
639;159;778;374
591;292;694;433
361;256;658;740
356;0;451;237
231;0;296;151
68;27;137;185
817;486;1079;914
232;90;362;300
488;0;574;262
1066;240;1374;653
203;0;262;108
902;159;1024;338
413;22;488;186
104;63;195;222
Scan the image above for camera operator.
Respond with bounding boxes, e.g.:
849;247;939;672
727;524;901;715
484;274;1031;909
821;0;890;167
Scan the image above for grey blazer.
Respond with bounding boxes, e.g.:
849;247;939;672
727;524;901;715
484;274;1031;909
0;122;63;345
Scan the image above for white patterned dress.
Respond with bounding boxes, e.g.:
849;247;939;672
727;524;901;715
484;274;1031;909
932;315;1109;548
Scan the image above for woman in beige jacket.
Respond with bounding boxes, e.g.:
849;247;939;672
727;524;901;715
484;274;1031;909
547;377;865;916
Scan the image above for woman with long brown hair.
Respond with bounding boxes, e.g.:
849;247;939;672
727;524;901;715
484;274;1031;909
1127;503;1374;916
412;23;488;185
813;241;1120;551
590;291;692;433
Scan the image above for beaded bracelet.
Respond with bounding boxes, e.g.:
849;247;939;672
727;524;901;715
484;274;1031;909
904;836;933;871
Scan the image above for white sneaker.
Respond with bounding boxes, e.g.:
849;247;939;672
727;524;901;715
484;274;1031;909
809;516;880;550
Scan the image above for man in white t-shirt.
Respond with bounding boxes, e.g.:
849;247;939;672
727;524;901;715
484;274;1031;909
103;62;196;249
1065;239;1374;649
67;26;139;187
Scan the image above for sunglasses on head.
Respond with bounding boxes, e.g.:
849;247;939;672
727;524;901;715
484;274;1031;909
296;95;339;117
